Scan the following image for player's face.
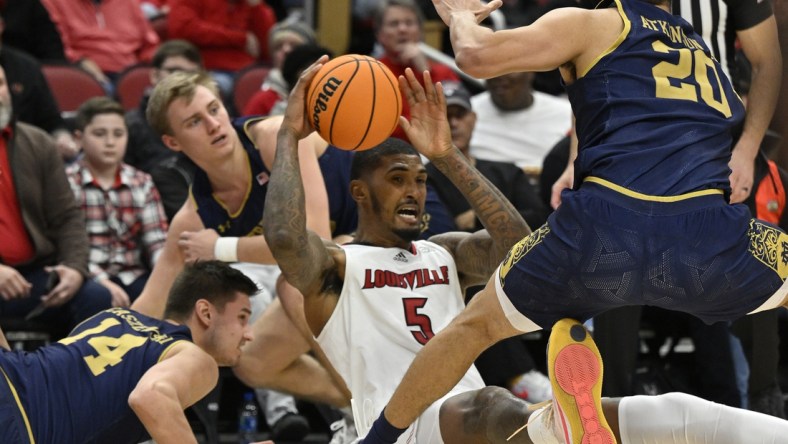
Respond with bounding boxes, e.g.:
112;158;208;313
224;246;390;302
77;113;128;170
163;85;236;164
368;154;427;242
206;293;253;366
377;6;421;57
447;105;476;153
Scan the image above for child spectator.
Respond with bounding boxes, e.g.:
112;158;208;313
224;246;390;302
66;97;168;307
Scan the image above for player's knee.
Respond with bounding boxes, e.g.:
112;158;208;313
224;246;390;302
440;386;512;436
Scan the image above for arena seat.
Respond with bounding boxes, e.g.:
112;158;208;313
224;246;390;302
116;64;153;111
42;64;106;118
232;65;270;116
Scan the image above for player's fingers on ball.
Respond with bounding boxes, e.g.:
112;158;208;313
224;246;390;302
300;56;326;82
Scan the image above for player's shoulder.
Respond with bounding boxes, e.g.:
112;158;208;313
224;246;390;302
169;199;203;231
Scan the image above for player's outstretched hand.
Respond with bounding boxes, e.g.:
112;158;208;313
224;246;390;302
398;68;453;159
432;0;503;26
281;55;329;140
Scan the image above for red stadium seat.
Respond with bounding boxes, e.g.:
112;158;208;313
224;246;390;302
42;64;106;118
116;64;153;111
233;65;270;115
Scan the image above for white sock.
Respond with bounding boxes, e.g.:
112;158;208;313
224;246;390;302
525;405;562;444
619;392;788;444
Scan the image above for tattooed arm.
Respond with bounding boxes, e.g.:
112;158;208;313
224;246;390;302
428;147;530;288
262;59;340;300
397;69;530;288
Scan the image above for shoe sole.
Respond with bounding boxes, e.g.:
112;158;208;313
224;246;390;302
548;319;616;444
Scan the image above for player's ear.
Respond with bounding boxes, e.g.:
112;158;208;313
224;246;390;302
350;179;367;202
195;299;212;325
162;133;182;152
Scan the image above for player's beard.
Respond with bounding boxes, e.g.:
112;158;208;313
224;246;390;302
371;192;421;243
0;101;12;129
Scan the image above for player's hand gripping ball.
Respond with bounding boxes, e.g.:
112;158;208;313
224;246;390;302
307;54;402;151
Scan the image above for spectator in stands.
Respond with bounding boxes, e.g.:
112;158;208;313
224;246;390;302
0;0;66;63
42;0;160;93
374;0;459;141
0;17;78;160
167;0;277;101
243;20;316;117
0;65;111;334
469;70;572;175
66;97;168;307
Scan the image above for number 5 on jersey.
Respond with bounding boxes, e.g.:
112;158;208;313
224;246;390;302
403;298;435;345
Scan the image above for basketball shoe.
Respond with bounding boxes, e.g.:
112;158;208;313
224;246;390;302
547;318;616;444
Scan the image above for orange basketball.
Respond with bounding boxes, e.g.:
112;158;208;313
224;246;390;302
307;54;402;151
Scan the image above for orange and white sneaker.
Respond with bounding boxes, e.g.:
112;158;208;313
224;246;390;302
547;318;616;444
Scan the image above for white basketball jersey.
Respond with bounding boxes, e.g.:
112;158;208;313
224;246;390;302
317;241;485;443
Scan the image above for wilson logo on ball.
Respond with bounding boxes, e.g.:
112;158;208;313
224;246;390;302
311;77;343;134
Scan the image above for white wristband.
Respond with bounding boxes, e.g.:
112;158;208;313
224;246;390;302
214;237;239;262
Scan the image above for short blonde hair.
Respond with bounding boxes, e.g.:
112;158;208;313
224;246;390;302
146;71;220;136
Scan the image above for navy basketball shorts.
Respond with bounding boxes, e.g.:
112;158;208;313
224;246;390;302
495;180;788;329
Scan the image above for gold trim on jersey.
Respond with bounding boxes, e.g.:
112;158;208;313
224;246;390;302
499;224;551;284
578;0;631;78
157;340;191;363
212;152;254;219
1;366;35;443
583;176;723;201
241;116;268;146
747;220;788;280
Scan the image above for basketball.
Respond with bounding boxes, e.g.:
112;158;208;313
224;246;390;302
307;54;402;151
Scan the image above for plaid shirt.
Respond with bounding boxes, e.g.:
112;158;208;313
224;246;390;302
66;161;168;285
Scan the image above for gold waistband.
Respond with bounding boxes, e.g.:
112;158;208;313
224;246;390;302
583;177;724;202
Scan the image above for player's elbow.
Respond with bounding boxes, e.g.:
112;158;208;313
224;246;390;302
454;47;482;77
454;46;495;79
129;379;176;415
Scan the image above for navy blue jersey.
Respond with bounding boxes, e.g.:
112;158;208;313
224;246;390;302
319;145;358;237
190;116;270;237
0;308;191;444
567;0;745;196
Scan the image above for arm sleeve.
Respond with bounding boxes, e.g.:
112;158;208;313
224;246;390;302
727;0;774;30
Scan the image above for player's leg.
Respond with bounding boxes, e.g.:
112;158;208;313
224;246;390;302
439;386;533;443
618;392;788;443
438;387;622;444
233;297;348;407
